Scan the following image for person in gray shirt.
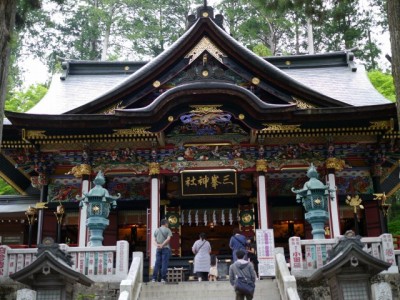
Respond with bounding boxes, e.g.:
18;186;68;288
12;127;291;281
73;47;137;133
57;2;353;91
151;219;173;283
229;249;256;300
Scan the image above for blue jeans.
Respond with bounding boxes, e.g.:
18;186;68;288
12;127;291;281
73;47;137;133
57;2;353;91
152;247;171;281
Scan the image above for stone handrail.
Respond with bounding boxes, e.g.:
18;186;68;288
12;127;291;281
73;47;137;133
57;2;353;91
119;252;143;300
274;248;300;300
0;240;130;282
289;234;399;273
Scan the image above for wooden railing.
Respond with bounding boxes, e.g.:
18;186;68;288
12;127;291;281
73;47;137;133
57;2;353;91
0;240;130;282
288;233;399;272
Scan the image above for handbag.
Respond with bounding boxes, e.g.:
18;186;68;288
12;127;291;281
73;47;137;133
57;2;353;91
234;276;255;295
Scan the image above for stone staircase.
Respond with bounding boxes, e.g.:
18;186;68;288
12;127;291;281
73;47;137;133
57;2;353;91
138;279;281;300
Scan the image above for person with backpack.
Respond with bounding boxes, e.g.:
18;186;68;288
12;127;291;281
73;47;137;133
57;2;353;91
229;249;256;300
151;219;173;283
229;228;247;262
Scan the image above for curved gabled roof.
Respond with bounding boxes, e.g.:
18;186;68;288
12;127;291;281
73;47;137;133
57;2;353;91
117;81;296;115
9;250;93;287
64;15;348;115
285;64;390;106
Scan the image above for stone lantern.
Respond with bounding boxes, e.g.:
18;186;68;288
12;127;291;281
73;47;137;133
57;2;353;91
292;163;334;239
77;171;120;246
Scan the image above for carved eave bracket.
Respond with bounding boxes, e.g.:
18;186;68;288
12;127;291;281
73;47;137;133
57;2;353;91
256;159;268;172
291;97;315;109
67;164;92;178
325;157;346;172
149;162;160;176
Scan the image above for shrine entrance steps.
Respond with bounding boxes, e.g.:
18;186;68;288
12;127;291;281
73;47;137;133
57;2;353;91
138;278;281;300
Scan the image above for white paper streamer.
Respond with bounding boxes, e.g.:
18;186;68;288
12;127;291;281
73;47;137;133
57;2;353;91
195;210;199;226
229;209;233;225
221;209;225;225
212;210;216;225
204;210;207;225
188;210;192;226
181;210;185;225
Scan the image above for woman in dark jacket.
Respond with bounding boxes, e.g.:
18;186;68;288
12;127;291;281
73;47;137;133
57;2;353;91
229;228;247;262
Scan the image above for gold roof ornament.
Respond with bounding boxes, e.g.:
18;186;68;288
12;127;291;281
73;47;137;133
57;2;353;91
185;37;227;64
325;157;346;171
23;129;47;139
25;206;37;225
149;162;160;175
261;123;301;132
67;164;92;178
291;97;315;109
346;195;364;214
251;77;260;85
373;192;391;216
35;202;48;209
256;159;268;172
369;120;392;130
113;127;153;136
101;101;124;115
189;105;223;114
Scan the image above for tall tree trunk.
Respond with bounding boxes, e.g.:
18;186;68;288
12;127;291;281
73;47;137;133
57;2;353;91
387;0;400;130
307;17;314;55
0;0;17;148
101;23;111;61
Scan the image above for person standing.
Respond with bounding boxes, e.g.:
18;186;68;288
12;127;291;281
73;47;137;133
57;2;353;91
192;232;211;281
246;237;259;279
151;219;173;283
229;249;256;300
229;228;247;262
208;254;218;281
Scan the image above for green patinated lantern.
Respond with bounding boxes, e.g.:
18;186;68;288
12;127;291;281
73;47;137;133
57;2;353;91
77;171;120;247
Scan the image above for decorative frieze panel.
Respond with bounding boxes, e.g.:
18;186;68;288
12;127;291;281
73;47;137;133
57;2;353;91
48;181;81;202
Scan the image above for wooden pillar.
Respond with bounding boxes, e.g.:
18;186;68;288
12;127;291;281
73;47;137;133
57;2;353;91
69;164;92;247
371;162;387;234
325;158;344;238
149;163;161;271
256;160;268;230
30;174;49;245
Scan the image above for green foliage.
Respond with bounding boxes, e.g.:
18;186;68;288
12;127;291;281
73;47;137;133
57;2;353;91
388;219;400;236
252;44;272;57
387;191;400;236
0;178;18;195
5;84;48;112
76;293;96;300
368;70;396;102
16;0;389;71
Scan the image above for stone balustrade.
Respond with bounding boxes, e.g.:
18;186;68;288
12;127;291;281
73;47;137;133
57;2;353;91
0;240;129;282
289;233;399;273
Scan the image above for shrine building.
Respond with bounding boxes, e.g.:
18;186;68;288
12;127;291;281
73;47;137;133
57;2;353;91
0;4;398;266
